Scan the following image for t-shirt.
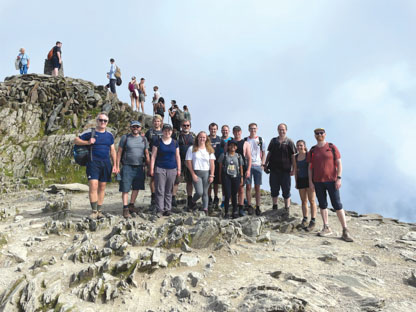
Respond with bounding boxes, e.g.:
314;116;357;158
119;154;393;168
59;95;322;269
267;137;297;172
296;155;309;178
184;111;191;121
155;139;179;169
152;91;160;104
80;129;114;161
18;53;29;66
218;153;243;178
119;134;149;166
307;143;341;182
185;146;216;171
52;46;61;60
209;136;222;159
176;132;194;161
246;136;266;167
219;136;232;155
145;128;163;150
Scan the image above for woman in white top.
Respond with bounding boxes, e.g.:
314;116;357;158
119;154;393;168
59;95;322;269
185;131;216;213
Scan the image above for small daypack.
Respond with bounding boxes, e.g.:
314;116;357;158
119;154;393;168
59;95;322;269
73;128;96;166
128;82;135;92
115;66;121;78
47;48;54;60
116;77;122;86
176;108;185;121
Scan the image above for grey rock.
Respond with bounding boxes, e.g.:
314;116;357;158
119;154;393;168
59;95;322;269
105;234;126;251
171;276;185;292
318;253;338;262
401;232;416;241
181;242;192;252
257;231;271;242
358;255;378;267
241;217;262;237
48;183;89;193
152;248;161;265
42;279;62;305
189;219;220;249
188;272;203;287
180;254;199;267
405;270;416;287
8;245;27;263
177;288;191;299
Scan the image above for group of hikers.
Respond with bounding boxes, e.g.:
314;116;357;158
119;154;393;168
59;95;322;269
74;113;354;243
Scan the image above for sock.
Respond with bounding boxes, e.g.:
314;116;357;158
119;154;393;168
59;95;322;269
90;202;98;211
302;217;308;222
311;218;316;223
238;204;243;210
272;204;278;210
97;205;102;211
123;205;128;209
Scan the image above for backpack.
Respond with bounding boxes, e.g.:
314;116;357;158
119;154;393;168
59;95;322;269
115;66;121;78
128;82;135;92
116;77;122;86
244;136;264;151
73;128;96;166
176;108;185;121
47;48;54;60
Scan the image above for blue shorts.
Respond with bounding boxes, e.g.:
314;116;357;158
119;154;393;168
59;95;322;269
246;165;262;186
52;58;61;69
86;160;112;182
313;181;343;210
119;164;145;192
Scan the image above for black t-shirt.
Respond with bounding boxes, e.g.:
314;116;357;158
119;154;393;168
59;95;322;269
267;137;297;172
210;136;222;159
175;132;194;161
53;46;61;59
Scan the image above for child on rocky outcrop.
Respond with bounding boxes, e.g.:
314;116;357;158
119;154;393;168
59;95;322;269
218;140;244;219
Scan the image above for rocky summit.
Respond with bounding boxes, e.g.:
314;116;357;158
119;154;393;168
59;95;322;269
0;75;416;312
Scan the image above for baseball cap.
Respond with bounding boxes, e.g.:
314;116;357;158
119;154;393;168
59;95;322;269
232;126;242;132
130;121;141;127
162;124;173;131
314;128;325;133
228;140;238;146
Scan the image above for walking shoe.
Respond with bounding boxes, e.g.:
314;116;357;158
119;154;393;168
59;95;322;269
272;204;278;210
318;225;332;237
128;203;140;214
247;205;254;215
123;208;132;219
342;228;354;242
281;207;290;220
163;210;171;217
89;210;98;220
96;210;105;220
213;197;219;208
189;201;197;211
208;196;213;207
151;194;156;206
232;207;239;219
255;206;261;216
239;207;246;217
301;218;309;229
305;221;316;232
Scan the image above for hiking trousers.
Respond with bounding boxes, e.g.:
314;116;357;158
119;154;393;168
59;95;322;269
222;173;240;214
154;166;177;212
192;170;210;210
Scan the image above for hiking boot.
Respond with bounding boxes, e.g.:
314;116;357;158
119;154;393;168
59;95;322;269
247;205;254;215
151;194;156;206
305;221;316;232
301;219;309;229
342;228;354;242
232;207;239;219
189;201;197;211
128;203;140;214
96;210;105;220
272;204;278;210
255;206;261;216
208;196;213;207
239;207;246;217
318;225;332;237
281;207;290;220
213;197;219;208
89;210;98;220
172;197;177;208
163;210;171;217
123;208;132;219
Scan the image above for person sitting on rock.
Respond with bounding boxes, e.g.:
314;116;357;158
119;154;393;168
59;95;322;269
293;140;317;231
185;131;216;214
307;128;353;242
218;140;244;219
74;112;117;220
116;121;150;219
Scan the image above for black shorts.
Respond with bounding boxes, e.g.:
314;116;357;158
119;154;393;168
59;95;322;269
52;57;61;69
175;161;193;184
213;161;220;184
296;177;309;189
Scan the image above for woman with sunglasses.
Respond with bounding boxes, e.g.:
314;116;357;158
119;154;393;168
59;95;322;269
293;140;317;231
149;124;181;216
185;131;216;214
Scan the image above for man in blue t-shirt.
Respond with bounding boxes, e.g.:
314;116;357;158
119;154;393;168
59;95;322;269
74;112;117;219
17;48;30;74
207;122;222;208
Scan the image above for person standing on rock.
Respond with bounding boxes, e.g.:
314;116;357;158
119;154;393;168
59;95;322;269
106;58;117;94
116;121;150;219
145;115;164;206
226;126;251;217
152;86;161;113
51;41;62;77
128;77;139;111
207;122;222;209
172;120;195;209
307;128;353;242
154;97;166;121
219;125;232;208
218;140;244;219
245;123;266;216
294;140;317;231
186;131;216;214
264;123;297;217
168;100;180;132
74;112;117;220
16;48;30;74
138;78;146;113
183;105;191;121
150;124;181;217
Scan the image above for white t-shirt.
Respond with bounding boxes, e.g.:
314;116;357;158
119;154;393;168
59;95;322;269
246;136;266;166
153;91;161;104
185;146;216;170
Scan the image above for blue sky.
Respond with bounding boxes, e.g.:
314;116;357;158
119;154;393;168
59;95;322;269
1;0;416;222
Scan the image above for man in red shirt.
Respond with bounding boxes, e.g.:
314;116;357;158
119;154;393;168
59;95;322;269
307;128;353;242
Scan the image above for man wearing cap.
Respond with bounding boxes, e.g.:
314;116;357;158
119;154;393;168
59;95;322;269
116;121;150;218
74;112;117;219
307;128;353;242
264;123;297;217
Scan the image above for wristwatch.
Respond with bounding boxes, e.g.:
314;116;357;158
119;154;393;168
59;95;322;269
337;176;342;180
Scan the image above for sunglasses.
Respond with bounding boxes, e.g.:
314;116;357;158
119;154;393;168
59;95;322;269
131;125;140;129
315;131;325;135
183;124;190;127
98;119;108;123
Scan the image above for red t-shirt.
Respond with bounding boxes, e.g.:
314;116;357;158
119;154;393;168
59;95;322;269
307;143;341;182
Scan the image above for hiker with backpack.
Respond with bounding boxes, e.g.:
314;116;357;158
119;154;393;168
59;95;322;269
245;123;266;216
128;77;139;111
138;78;146;113
145;115;163;206
307;128;353;242
185;131;216;214
154;97;166;121
264;123;297;218
106;58;117;94
73;112;117;220
218;140;244;219
293;140;317;231
50;41;62;77
168;100;181;132
116;121;150;219
16;48;30;74
183;105;191;121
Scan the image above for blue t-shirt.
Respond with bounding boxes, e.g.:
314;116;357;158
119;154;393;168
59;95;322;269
155;139;179;169
210;136;222;159
80;129;114;161
219;137;232;155
18;53;29;66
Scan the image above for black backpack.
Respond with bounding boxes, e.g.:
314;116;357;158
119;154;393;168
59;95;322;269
73;128;96;166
